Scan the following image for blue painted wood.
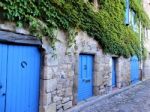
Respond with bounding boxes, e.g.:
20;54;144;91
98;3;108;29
0;44;8;112
112;58;117;87
130;55;139;84
125;0;130;25
4;45;40;112
78;55;93;102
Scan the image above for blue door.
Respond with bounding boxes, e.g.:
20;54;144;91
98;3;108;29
78;54;93;102
130;56;139;84
112;58;117;87
0;44;41;112
0;44;8;112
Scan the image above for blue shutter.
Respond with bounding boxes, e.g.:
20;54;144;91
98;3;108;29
125;0;130;25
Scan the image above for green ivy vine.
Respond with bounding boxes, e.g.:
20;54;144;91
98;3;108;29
0;0;149;58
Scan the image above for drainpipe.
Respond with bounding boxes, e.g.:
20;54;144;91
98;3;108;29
139;21;143;80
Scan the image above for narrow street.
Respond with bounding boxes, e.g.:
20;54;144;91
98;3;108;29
80;80;150;112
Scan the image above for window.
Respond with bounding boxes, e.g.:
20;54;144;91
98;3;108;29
125;0;138;32
130;10;138;32
148;29;150;39
145;28;150;39
148;53;150;59
125;0;130;25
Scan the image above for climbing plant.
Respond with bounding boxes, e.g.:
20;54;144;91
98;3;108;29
0;0;149;58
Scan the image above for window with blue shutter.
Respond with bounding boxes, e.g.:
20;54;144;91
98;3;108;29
130;10;138;32
132;11;136;31
125;0;130;25
126;2;138;32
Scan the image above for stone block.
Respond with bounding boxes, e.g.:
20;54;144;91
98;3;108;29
53;96;63;102
94;86;99;95
41;79;57;93
56;89;64;96
57;108;63;112
94;72;103;86
41;66;53;79
65;87;72;96
44;54;58;66
62;97;70;104
40;103;56;112
94;63;101;72
63;101;72;110
57;104;62;109
0;23;15;31
16;27;30;34
40;93;51;105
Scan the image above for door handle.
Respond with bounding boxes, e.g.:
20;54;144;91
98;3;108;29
86;80;91;82
82;79;86;82
83;79;90;83
82;79;91;83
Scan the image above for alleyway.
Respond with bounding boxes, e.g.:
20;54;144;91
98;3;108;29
79;80;150;112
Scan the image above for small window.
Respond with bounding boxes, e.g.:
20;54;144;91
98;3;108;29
145;28;148;39
129;10;138;32
145;28;150;39
148;29;150;39
149;53;150;59
125;0;130;25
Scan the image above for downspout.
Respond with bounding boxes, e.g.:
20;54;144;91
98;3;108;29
139;21;143;80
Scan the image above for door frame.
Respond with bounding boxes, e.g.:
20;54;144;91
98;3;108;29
73;52;96;105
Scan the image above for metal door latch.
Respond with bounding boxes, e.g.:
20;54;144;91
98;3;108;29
85;80;91;83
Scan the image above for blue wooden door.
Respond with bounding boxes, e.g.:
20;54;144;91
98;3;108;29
0;44;8;112
78;54;93;102
0;44;41;112
130;56;139;84
112;58;117;87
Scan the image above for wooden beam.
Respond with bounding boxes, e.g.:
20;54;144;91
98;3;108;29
0;30;42;46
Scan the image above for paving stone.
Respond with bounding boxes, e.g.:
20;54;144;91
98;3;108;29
75;80;150;112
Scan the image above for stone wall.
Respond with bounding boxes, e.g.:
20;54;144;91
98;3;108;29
40;31;131;112
117;57;130;88
143;0;150;80
143;60;150;79
0;21;131;112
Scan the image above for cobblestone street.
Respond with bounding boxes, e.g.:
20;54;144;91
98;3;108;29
79;80;150;112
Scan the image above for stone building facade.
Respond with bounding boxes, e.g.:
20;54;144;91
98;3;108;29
40;30;131;112
143;0;150;79
0;21;132;112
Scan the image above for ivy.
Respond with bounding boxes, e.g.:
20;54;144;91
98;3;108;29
0;0;149;58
